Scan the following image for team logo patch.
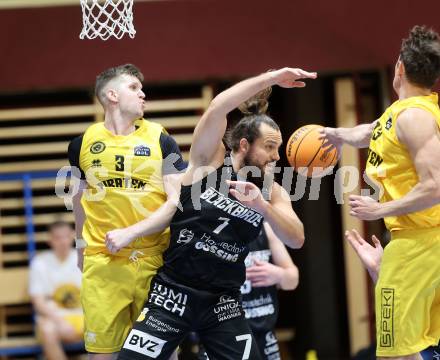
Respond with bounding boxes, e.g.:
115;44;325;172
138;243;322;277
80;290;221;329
85;331;97;344
385;117;392;130
177;229;194;244
214;294;241;322
134;145;151;156
218;295;236;304
91;159;102;167
123;329;166;358
90;141;106;154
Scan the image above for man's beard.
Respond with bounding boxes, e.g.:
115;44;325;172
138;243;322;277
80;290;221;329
241;154;274;193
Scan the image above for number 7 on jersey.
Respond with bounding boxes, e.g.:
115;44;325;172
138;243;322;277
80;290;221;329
213;217;230;234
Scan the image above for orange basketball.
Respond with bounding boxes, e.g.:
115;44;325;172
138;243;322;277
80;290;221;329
286;124;338;177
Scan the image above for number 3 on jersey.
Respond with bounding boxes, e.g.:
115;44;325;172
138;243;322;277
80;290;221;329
213;217;230;234
115;155;125;171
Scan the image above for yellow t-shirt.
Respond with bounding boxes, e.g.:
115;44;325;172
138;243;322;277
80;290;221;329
365;93;440;231
69;119;184;256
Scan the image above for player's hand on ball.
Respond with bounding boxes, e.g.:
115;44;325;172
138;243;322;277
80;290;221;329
271;67;317;88
349;195;382;220
105;228;135;254
246;259;282;287
318;127;342;158
226;180;268;215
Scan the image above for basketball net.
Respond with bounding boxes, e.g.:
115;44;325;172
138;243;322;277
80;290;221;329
79;0;136;40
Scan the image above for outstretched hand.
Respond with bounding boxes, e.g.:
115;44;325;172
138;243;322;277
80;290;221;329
271;68;317;88
318;127;342;158
345;229;383;282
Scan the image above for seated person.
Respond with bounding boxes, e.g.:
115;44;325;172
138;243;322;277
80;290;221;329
29;220;83;360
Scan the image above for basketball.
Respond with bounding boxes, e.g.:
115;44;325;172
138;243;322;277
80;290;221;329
286;124;338;177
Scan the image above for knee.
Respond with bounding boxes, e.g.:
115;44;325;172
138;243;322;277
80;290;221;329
37;319;59;341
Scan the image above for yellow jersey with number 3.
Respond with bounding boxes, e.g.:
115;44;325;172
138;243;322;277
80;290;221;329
365;93;440;231
75;119;170;256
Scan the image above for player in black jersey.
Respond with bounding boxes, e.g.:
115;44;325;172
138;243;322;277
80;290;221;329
240;224;298;360
193;223;299;360
105;67;316;360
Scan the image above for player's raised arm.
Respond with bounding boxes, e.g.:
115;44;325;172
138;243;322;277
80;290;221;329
189;68;317;167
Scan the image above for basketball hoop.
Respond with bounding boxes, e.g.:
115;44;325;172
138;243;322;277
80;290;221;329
79;0;136;40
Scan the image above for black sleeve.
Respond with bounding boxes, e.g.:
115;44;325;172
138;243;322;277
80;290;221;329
160;132;188;175
67;135;86;179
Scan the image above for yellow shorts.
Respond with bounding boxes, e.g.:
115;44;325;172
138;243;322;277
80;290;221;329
376;227;440;357
81;252;163;353
63;313;84;338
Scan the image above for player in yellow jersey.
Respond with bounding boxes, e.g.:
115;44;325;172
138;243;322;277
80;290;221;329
68;64;185;360
321;26;440;359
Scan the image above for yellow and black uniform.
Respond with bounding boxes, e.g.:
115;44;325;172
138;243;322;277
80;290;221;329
68;118;186;353
366;93;440;357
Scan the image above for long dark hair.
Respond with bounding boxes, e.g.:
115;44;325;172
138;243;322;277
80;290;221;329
226;87;280;151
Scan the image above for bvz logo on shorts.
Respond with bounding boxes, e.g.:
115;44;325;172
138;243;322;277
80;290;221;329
90;141;106;154
123;329;166;358
134;145;151;156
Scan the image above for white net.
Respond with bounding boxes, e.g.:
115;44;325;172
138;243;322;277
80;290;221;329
80;0;136;40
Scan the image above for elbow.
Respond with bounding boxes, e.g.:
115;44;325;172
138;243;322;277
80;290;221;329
424;179;440;202
296;231;305;249
290;223;305;249
281;266;299;291
207;96;223;113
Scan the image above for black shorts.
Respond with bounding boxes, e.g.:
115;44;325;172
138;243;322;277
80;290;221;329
118;275;263;360
421;343;440;359
196;329;280;360
253;330;280;360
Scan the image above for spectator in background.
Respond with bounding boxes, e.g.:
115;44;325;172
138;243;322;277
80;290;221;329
29;221;83;360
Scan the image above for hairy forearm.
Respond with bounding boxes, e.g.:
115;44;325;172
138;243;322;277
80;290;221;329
261;205;304;249
337;122;375;148
279;266;299;290
379;179;440;217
